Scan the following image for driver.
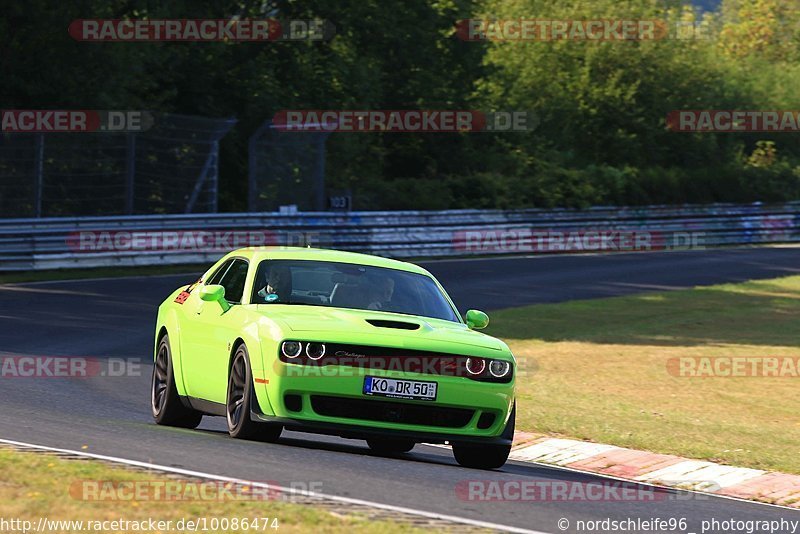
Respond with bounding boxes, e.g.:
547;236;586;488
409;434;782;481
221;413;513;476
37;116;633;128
257;264;291;302
366;277;394;310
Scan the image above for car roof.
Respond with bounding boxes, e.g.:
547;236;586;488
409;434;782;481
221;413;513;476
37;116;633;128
235;247;430;275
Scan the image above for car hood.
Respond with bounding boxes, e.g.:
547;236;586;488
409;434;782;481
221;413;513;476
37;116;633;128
254;305;505;352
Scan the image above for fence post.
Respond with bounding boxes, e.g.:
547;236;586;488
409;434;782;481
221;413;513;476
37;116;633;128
185;145;216;214
315;135;326;211
209;140;219;213
124;133;136;215
33;134;44;218
248;121;269;212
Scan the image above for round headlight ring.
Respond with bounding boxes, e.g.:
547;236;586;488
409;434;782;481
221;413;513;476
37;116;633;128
281;341;303;358
489;359;511;378
306;342;326;360
465;357;486;376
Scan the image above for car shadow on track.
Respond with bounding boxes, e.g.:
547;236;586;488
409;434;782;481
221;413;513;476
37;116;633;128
191;425;669;487
165;425;743;507
191;425;523;468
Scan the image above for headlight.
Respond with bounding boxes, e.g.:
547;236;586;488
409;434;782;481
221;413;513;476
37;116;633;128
281;341;303;358
489;359;511;378
465;357;486;375
306;342;326;360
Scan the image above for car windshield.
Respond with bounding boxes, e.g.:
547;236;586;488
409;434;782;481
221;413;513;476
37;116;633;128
251;259;460;323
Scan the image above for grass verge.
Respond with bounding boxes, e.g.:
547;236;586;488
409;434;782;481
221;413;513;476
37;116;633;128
0;448;422;534
486;275;800;474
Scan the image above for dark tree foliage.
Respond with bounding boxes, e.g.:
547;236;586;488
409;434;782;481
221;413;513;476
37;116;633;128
2;0;799;211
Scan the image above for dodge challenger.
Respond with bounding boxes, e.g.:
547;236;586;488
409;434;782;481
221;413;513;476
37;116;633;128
151;247;516;469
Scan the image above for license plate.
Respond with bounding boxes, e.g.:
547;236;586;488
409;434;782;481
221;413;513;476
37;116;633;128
363;376;437;401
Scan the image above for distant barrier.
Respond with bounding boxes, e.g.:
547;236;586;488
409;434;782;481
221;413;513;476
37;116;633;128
0;202;798;270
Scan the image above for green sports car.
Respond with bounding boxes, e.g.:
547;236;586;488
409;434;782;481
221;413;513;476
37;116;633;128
151;247;516;469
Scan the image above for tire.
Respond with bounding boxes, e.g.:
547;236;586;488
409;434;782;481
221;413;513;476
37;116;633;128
452;442;511;469
226;344;282;442
151;334;203;429
366;438;415;454
452;404;515;470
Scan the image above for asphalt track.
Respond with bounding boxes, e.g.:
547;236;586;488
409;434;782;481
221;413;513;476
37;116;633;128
1;247;800;533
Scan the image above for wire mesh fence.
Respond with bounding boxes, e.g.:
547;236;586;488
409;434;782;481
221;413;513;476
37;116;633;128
0;134;42;218
248;120;332;212
0;113;236;218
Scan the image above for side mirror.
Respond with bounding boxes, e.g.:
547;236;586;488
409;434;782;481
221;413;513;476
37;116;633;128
465;309;489;330
199;284;230;312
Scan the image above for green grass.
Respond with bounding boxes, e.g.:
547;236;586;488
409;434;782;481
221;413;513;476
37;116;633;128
0;264;208;284
0;448;423;533
486;275;800;474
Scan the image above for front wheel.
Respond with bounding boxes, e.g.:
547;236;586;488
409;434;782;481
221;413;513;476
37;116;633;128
452;442;511;469
452;405;515;469
226;344;282;441
151;334;203;429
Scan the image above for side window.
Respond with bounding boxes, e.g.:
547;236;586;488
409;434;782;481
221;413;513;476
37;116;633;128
207;260;233;285
218;259;249;304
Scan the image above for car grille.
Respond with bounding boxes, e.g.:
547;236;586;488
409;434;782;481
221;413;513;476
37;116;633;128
310;395;474;428
281;343;476;378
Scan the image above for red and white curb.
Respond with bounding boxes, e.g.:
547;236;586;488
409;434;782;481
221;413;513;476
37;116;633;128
508;432;800;508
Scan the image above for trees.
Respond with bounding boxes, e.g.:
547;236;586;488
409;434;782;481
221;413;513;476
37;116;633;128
2;0;800;211
718;0;800;61
469;0;800;206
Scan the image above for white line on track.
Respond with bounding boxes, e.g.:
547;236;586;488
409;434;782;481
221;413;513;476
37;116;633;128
0;437;550;534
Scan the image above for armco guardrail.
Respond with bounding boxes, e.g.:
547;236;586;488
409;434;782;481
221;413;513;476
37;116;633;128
0;202;799;270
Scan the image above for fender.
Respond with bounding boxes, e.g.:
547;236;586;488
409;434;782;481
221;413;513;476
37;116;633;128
156;293;189;396
240;318;276;416
248;316;289;417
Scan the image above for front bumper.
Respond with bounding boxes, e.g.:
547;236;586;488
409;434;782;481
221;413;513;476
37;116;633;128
252;361;515;443
250;410;514;446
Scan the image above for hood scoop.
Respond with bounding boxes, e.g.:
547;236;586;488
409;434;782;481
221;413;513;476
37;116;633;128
366;319;421;330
